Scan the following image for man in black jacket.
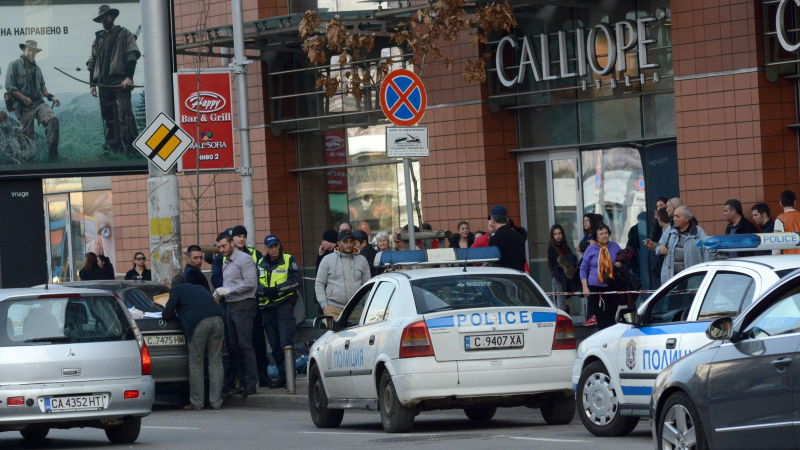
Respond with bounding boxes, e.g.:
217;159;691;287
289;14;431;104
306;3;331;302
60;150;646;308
724;199;758;258
488;205;526;272
353;230;377;277
316;230;338;272
183;245;210;291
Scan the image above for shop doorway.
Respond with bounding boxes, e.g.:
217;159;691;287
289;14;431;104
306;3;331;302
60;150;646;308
519;151;585;319
44;195;72;283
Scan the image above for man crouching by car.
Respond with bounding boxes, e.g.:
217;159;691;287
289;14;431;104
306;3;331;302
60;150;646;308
163;275;224;411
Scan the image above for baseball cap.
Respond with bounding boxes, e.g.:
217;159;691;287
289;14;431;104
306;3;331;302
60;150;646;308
231;225;247;237
352;230;368;242
264;234;280;247
338;229;355;241
224;227;234;236
322;230;338;244
490;205;508;217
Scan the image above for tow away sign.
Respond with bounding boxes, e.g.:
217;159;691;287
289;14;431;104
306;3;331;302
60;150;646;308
386;127;429;158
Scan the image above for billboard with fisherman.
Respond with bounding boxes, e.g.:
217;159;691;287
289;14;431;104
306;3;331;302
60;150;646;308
0;0;147;176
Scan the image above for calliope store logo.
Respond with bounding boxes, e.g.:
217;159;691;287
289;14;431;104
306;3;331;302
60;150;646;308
495;17;661;88
776;0;800;52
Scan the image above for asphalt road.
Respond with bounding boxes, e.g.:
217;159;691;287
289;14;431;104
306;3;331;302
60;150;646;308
0;399;654;450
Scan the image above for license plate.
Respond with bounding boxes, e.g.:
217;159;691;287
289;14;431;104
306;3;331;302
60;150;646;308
145;334;186;346
465;333;524;351
44;394;108;413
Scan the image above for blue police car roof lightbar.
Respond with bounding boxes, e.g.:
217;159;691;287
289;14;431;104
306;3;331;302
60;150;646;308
697;232;800;252
378;246;502;267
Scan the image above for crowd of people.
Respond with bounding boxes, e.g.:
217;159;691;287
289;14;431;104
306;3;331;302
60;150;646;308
546;190;800;330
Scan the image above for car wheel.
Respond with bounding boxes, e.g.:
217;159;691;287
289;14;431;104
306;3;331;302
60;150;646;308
20;428;49;440
308;364;344;428
577;361;639;436
540;393;575;425
658;392;707;450
105;417;141;444
378;370;415;433
464;406;497;421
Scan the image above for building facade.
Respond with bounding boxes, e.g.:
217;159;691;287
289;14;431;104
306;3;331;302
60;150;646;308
42;0;800;321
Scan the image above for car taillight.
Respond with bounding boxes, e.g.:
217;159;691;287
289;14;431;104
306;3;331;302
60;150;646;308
7;397;24;406
124;390;140;399
38;293;80;299
399;321;435;358
141;342;152;376
552;314;576;350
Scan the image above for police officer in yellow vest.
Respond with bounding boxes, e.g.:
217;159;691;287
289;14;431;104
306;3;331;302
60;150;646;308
224;225;271;390
256;234;301;389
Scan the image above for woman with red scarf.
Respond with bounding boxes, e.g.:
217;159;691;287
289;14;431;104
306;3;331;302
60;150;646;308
580;223;622;329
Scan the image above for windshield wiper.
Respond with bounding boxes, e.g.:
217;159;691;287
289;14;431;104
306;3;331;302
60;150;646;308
24;336;71;343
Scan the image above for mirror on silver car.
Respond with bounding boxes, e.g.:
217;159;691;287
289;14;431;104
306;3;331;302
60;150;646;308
705;317;734;341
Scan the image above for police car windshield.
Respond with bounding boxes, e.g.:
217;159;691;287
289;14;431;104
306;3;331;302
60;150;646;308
410;275;549;314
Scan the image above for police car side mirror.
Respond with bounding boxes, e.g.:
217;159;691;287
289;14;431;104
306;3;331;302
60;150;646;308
705;317;734;341
314;316;334;330
616;308;639;326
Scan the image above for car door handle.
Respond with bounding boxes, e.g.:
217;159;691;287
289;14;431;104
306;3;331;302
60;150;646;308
666;338;676;349
772;357;792;368
369;335;375;345
344;340;350;350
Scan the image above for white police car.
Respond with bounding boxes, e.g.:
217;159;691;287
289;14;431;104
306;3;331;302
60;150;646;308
573;251;800;438
308;247;577;433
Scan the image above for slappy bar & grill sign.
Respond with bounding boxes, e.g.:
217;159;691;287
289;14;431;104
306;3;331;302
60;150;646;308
174;71;236;171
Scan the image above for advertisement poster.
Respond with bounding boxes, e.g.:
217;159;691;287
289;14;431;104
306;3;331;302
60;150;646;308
174;71;235;171
0;0;147;175
324;130;347;192
80;189;116;273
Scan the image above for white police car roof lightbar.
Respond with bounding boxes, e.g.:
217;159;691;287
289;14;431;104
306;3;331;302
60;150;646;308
378;246;502;267
697;232;800;252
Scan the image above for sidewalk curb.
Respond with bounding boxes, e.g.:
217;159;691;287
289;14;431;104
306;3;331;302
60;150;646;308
223;393;308;408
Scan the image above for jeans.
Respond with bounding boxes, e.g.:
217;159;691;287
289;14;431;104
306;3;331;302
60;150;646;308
262;297;297;373
552;277;567;311
226;299;258;390
188;316;224;409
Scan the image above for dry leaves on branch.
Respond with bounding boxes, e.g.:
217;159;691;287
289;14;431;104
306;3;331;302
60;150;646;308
463;53;492;84
315;73;341;97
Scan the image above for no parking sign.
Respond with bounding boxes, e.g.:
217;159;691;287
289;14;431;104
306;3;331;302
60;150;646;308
380;69;427;126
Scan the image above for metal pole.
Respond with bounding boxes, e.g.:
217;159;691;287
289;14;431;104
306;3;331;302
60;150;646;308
403;158;415;249
141;0;182;286
231;0;256;248
284;346;296;394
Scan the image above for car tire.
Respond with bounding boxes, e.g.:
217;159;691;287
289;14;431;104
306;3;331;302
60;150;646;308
378;370;415;433
20;428;49;440
308;364;344;428
105;417;141;444
464;406;497;421
577;361;639;436
657;391;708;450
540;393;575;425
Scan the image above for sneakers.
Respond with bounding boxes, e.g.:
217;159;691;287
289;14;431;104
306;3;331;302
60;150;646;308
183;404;202;411
268;378;287;390
582;315;598;326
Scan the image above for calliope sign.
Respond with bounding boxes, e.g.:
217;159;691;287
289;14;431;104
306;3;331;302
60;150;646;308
777;0;800;52
495;17;659;87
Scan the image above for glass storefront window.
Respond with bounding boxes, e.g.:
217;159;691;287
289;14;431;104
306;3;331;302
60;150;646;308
518;104;579;148
581;147;646;245
642;93;676;138
579;97;643;143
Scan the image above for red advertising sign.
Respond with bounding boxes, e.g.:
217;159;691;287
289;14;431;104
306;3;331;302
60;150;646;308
174;71;235;171
325;131;347;192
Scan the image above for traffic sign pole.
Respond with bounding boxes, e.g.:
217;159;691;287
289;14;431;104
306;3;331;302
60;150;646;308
141;0;182;286
380;69;428;250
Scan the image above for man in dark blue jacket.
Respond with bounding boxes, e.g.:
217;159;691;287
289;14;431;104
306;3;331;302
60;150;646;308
183;245;210;291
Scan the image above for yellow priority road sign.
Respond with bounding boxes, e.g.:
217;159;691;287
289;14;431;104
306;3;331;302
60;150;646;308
133;112;194;173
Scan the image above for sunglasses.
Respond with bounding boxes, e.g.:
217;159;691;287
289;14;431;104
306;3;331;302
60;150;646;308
135;257;146;261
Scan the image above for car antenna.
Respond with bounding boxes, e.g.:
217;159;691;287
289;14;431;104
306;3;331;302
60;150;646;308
462;245;470;272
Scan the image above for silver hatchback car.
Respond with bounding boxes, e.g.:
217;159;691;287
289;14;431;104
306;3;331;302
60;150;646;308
0;288;154;443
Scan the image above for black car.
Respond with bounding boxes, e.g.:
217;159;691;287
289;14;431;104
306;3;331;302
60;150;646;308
651;269;800;450
47;281;225;398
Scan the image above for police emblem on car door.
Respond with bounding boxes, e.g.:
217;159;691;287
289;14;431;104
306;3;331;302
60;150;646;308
625;340;635;370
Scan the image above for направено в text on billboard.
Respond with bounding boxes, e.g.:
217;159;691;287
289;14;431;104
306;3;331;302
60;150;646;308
0;1;148;176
